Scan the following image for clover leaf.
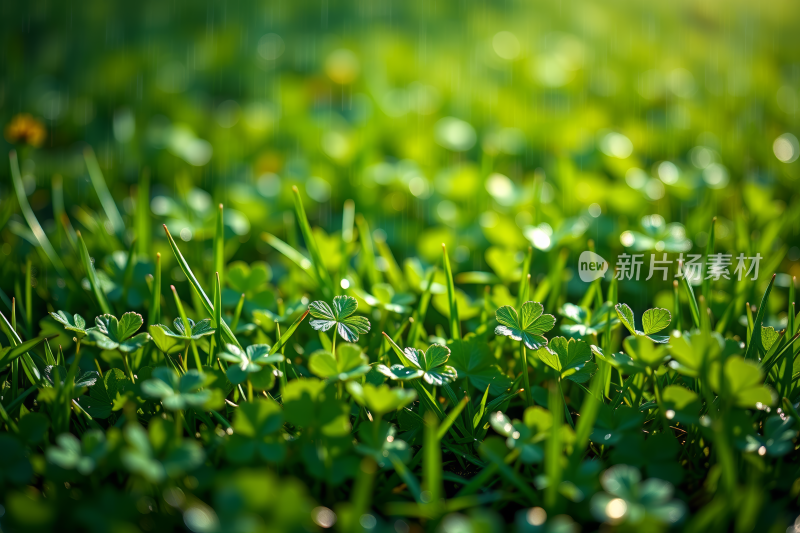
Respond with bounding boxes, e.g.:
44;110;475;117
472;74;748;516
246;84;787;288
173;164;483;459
77;368;132;419
376;364;424;381
219;344;284;385
308;295;371;342
708;355;775;409
490;408;550;463
615;304;671;343
355;421;411;468
225;398;286;463
536;337;596;383
447;338;511;395
140;367;210;410
403;343;458;385
46;430;108;475
44;365;99;398
85;312;150;352
740;415;797;457
591;465;686;526
308;343;370;381
50;311;88;338
121;419;205;483
346;382;417;417
149;318;215;357
559;302;619;338
495;301;555;350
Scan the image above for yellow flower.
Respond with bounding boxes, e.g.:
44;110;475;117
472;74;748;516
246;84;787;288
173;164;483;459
4;113;47;147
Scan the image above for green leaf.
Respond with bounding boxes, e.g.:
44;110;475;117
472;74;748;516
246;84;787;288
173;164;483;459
50;311;87;337
346;382;417;417
447;338;512;395
709;356;776;409
403;344;458;385
537;337;596;383
495;301;555;349
642;308;671;335
225;399;286;463
615;303;636;335
78;368;131;419
149;325;185;355
309;296;371;342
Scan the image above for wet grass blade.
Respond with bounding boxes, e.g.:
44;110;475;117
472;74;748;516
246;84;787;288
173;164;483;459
678;267;701;329
9;150;70;281
375;232;406;292
213;273;224;360
77;231;112;315
163;224;240;348
83;146;125;237
442;244;460;340
291;186;334;298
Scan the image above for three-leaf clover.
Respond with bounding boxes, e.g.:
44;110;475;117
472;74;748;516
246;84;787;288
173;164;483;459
536;337;596;383
140;367;210;410
495;301;556;349
44;365;99;398
149;318;215;355
308;343;371;381
225;398;286;463
447;339;512;395
559;302;619;338
46;430;108;475
615;304;671;343
308;295;371;342
590;465;686;526
85;312;150;352
50;311;88;339
346;382;417;418
219;344;284;385
121;420;205;483
402;344;458;385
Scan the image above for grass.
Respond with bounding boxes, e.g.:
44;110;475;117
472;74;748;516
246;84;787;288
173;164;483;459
0;157;799;532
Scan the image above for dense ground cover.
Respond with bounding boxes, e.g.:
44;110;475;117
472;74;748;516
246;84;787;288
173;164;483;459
2;0;800;531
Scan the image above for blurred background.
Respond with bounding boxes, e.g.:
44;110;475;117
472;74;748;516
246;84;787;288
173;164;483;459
2;0;800;335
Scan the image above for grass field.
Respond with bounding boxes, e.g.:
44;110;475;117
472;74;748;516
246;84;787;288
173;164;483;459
2;1;800;532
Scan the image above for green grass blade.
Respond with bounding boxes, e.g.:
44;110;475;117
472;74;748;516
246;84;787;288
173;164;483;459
423;411;444;510
700;217;716;303
375;233;406;292
261;233;316;278
408;268;436;348
163;224;240;349
213;204;225;289
83;146;125;237
356;214;381;288
268;310;309;356
77;230;112;315
517;246;533;308
213;273;224;359
339;199;356;292
679;269;701;329
0;311;42;385
0;334;54;368
545;383;563;509
9;150;70;280
436;395;469;441
442;244;460;340
291;186;334;298
148;253;162;327
745;274;776;360
135;168;150;257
